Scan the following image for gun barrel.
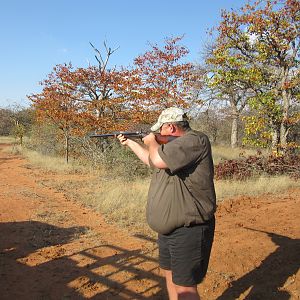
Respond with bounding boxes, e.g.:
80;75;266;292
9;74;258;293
90;131;145;138
90;133;115;138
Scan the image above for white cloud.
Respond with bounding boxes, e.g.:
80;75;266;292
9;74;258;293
59;48;68;53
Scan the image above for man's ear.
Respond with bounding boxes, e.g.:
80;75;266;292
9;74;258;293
169;124;176;133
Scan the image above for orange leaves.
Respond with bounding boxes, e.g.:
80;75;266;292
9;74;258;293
28;37;196;136
132;36;193;114
218;0;299;53
29;64;142;134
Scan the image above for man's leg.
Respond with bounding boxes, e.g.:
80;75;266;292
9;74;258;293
164;269;200;300
174;285;200;300
165;269;178;300
159;218;215;299
164;219;215;299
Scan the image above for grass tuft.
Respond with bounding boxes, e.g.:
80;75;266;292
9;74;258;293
215;175;299;201
20;148;90;174
0;136;16;144
212;145;267;165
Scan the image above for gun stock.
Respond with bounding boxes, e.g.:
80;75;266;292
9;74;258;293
154;134;177;144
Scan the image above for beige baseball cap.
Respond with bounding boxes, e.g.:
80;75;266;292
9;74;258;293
150;107;187;131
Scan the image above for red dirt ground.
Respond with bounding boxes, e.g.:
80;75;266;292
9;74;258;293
0;143;299;299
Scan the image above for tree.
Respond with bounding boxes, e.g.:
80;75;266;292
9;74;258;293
70;43;138;132
0;106;33;138
45;43;141;133
11;120;25;145
208;0;300;153
0;108;14;135
28;43;146;161
205;44;254;148
132;36;195;122
28;63;88;162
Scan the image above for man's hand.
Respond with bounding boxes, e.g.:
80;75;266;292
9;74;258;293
117;133;150;166
117;134;128;146
142;133;158;147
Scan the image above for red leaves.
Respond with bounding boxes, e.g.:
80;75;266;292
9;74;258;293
28;37;197;136
132;36;193;113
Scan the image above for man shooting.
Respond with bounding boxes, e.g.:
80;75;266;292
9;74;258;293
117;107;216;300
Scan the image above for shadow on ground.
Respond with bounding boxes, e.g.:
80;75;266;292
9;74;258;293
217;228;300;300
0;221;166;299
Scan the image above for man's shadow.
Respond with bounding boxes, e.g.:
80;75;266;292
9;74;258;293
0;221;89;299
217;227;300;300
0;221;166;299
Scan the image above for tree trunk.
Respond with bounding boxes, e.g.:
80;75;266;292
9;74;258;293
65;134;69;163
231;115;238;148
279;67;291;152
280;122;289;152
231;103;239;148
271;126;280;154
280;88;290;152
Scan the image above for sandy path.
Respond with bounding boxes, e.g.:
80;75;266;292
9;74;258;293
0;143;299;299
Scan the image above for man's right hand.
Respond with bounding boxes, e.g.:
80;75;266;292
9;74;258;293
142;132;158;146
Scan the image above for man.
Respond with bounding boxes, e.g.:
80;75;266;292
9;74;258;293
117;107;216;300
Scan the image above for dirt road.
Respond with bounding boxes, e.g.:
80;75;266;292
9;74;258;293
0;143;299;299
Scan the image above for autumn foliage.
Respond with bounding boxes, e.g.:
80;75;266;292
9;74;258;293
206;0;300;153
133;36;194;110
29;37;195;137
26;3;300;167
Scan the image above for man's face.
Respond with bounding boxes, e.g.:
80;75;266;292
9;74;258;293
160;123;171;135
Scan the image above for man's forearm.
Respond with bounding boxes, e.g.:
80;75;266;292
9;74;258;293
126;139;150;166
142;133;168;169
148;143;168;169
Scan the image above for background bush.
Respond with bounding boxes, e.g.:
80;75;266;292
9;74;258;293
215;152;300;180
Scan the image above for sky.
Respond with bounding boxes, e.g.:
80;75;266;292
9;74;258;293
0;0;246;108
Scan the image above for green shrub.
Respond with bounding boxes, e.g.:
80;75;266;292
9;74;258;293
26;123;64;156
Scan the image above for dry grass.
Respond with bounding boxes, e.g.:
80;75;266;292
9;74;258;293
82;178;150;233
20;148;90;174
6;143;299;234
215;176;299;201
212;145;267;165
41;172;299;236
37;175;153;236
0;136;16;144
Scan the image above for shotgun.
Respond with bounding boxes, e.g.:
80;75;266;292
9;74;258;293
90;131;177;144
